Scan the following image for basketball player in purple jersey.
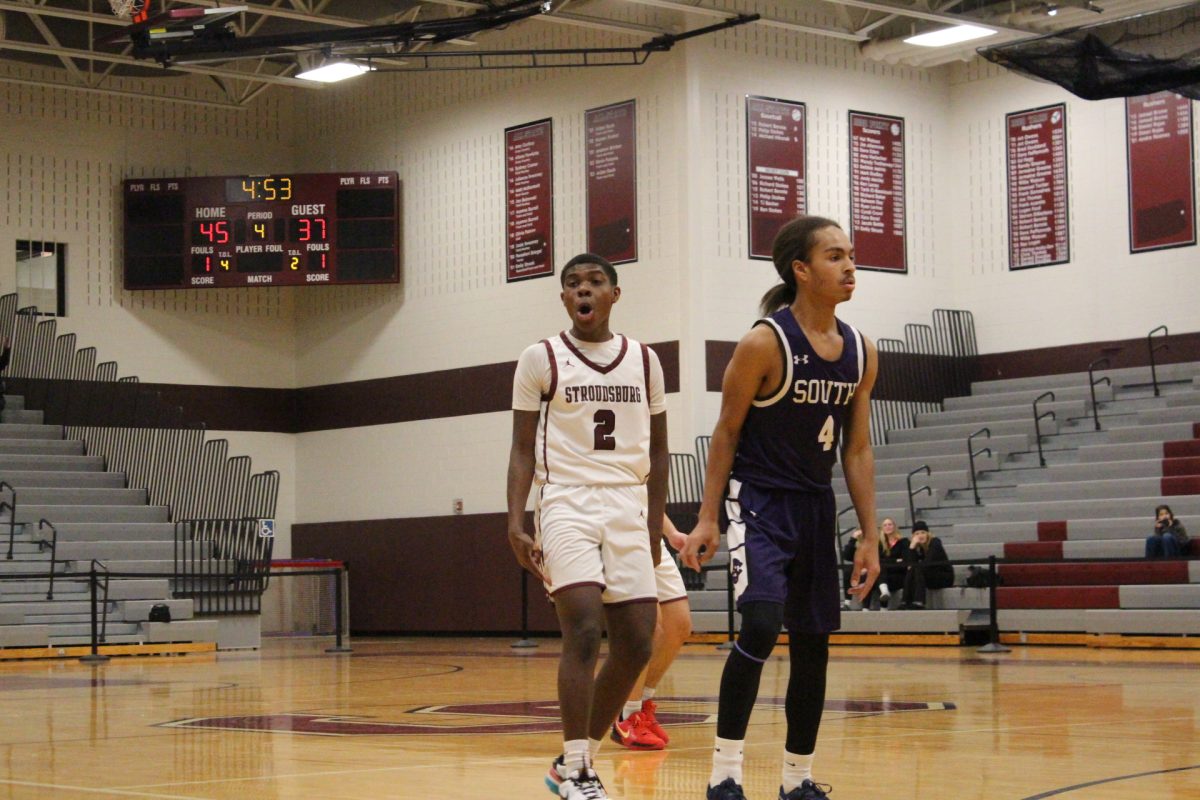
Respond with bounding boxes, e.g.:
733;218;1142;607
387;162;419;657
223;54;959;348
508;253;668;800
681;216;880;800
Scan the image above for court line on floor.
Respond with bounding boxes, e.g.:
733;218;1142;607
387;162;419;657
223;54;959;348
1020;763;1200;798
0;778;203;799
120;712;1200;792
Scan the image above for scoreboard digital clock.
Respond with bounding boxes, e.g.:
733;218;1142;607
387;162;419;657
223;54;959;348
123;172;400;289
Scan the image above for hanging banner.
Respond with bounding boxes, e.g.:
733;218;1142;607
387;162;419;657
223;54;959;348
1126;92;1195;253
747;96;806;260
849;111;907;272
506;118;554;281
585;100;638;264
1006;103;1069;270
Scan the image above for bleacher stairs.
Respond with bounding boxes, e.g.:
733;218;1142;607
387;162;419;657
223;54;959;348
686;361;1200;644
0;393;217;652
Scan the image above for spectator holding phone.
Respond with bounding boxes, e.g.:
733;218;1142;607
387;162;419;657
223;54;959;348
1145;504;1188;558
900;521;953;609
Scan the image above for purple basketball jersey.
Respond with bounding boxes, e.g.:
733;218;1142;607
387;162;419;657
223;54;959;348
731;309;865;492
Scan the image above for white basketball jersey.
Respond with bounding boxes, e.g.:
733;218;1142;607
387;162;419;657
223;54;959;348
536;333;653;486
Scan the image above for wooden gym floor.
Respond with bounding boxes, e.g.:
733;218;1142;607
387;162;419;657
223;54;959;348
0;637;1196;799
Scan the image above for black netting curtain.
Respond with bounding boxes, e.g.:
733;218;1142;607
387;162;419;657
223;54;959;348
979;6;1200;101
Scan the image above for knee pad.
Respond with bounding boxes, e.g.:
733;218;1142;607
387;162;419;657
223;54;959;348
736;602;783;662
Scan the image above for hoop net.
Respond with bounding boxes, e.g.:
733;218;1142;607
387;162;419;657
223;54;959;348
109;0;148;22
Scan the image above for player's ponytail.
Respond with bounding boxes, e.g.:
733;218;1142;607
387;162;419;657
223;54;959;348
759;215;843;316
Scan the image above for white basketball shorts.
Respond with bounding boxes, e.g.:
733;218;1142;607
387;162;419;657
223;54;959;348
535;483;657;605
655;551;688;604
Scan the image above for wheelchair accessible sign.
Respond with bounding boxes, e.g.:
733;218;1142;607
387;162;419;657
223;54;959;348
258;518;275;538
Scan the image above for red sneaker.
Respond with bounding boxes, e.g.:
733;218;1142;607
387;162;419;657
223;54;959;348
610;711;665;750
640;699;669;745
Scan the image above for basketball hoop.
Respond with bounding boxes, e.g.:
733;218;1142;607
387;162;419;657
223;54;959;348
109;0;148;22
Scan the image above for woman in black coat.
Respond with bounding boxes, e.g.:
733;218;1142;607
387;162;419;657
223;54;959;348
901;520;953;609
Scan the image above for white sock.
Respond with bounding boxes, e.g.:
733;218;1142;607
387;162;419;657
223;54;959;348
588;737;602;762
564;739;588;773
710;736;745;787
622;700;642;719
641;687;657;702
781;750;814;792
879;582;890;596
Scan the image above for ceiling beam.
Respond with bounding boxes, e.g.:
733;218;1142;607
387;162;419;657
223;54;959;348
622;0;868;42
0;73;248;108
817;0;1039;36
0;38;317;88
0;0;125;27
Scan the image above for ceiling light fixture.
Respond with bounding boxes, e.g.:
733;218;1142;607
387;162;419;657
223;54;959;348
296;61;373;83
904;24;997;47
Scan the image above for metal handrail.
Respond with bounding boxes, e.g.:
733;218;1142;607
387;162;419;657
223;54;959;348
0;482;15;559
1148;325;1168;397
835;506;858;563
906;465;933;526
1087;357;1111;432
36;519;58;600
92;559;110;644
967;427;992;506
1;293;278;524
1033;391;1056;467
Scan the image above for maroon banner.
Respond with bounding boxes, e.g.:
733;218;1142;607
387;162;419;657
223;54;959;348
849;112;906;272
747;96;806;260
585;100;637;265
506;119;554;282
1006;104;1069;270
1126;93;1195;253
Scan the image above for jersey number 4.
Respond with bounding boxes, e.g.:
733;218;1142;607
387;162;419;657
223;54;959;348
818;415;836;452
593;409;616;451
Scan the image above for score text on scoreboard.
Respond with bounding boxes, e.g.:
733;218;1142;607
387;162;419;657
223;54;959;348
123;172;400;290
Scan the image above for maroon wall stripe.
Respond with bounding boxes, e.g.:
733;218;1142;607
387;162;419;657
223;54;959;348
292;512;561;634
972;330;1200;382
706;330;1200;397
15;341;679;434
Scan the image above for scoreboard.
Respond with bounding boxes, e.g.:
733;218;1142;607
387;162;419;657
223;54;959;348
123;172;400;289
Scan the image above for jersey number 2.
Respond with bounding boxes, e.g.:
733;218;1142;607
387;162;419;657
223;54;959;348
818;415;836;452
593;409;616;451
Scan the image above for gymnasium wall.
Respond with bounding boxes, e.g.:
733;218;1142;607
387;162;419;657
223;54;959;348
0;9;1198;624
945;60;1200;354
0;60;303;549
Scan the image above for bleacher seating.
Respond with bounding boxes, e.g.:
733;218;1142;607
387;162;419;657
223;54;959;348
684;359;1200;641
0;392;217;649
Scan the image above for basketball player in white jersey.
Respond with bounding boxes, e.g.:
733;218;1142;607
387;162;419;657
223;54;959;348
508;253;668;800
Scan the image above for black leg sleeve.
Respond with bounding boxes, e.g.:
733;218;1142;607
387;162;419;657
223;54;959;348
716;601;783;740
784;633;830;755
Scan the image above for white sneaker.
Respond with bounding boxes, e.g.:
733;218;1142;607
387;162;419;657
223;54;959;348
559;766;609;799
545;755;569;794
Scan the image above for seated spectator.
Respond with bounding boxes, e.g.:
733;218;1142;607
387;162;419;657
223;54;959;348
1145;504;1188;558
900;520;954;609
867;517;908;610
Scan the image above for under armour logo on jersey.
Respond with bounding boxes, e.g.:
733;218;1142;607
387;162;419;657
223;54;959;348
793;354;809;365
